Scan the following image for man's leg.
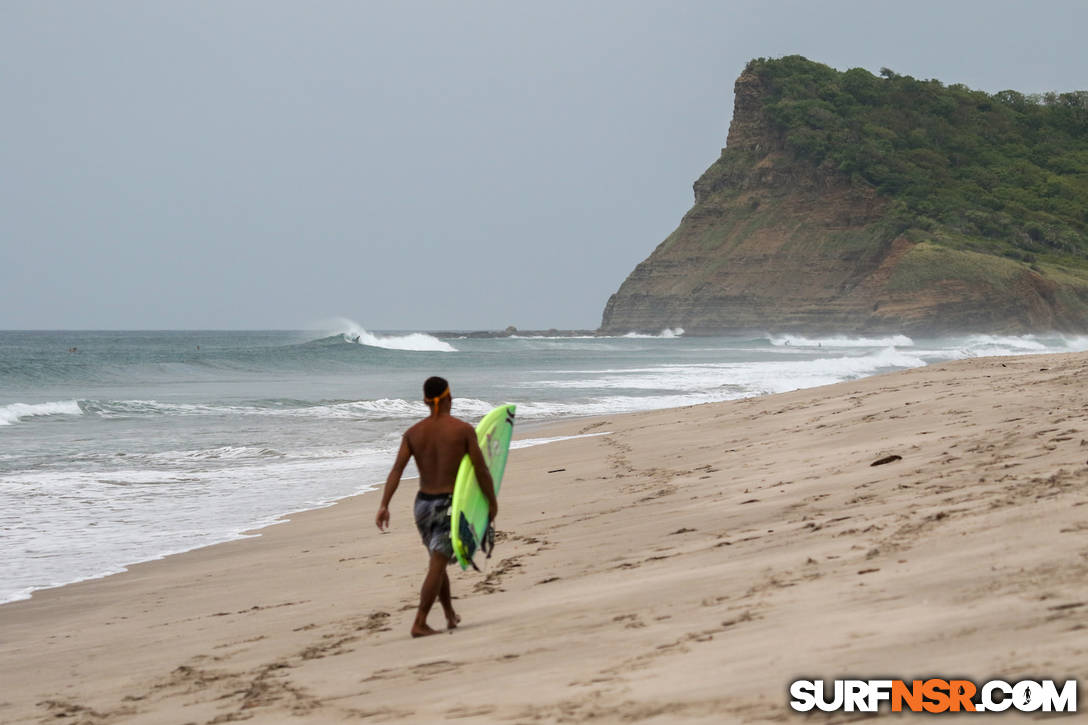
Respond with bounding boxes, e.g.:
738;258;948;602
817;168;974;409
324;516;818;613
438;569;460;629
412;550;449;638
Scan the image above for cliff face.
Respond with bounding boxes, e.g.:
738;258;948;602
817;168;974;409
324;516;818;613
601;60;1088;336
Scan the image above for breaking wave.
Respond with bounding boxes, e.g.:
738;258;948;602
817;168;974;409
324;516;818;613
769;334;915;348
331;318;456;352
622;328;685;339
0;400;84;426
916;334;1088;360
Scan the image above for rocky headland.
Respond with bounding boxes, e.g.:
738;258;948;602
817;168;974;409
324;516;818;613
601;56;1088;336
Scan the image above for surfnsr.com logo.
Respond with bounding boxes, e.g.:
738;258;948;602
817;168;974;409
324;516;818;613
789;679;1078;713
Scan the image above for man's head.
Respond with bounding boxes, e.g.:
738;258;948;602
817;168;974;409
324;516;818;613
423;376;450;415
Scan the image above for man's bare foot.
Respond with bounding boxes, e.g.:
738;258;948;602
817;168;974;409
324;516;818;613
446;613;461;630
411;623;441;638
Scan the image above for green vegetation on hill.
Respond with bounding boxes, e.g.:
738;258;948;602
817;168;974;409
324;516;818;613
747;56;1088;269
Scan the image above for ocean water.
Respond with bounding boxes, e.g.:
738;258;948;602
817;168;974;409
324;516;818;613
2;322;1086;603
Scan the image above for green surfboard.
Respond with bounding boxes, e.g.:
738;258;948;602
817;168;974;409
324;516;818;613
450;404;515;570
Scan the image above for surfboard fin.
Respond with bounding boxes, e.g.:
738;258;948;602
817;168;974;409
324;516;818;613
461;523;495;573
482;522;495;560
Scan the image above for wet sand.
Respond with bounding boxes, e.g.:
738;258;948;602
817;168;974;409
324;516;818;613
1;352;1086;723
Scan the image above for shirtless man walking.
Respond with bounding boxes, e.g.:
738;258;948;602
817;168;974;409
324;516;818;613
375;377;498;638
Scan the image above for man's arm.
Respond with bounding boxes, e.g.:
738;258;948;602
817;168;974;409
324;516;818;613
466;427;498;522
375;436;412;531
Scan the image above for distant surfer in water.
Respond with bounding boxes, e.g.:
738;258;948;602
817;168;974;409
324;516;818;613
375;376;498;637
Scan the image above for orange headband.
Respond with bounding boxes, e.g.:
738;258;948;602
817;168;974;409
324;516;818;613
426;387;450;415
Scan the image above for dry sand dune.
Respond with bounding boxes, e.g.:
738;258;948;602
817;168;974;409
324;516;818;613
1;352;1086;723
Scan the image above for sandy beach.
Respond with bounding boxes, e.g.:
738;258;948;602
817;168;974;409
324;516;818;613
1;352;1086;724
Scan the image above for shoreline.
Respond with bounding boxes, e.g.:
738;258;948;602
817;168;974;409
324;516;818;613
0;383;798;607
0;363;918;607
2;351;1086;723
0;420;608;608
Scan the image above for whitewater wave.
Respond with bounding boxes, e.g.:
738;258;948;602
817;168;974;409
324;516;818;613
770;334;915;348
329;318;456;352
529;346;926;393
511;353;925;418
911;333;1088;360
69;446;287;465
0;444;398;603
623;328;685;339
287;397;496;421
73;397;499;422
766;333;1088;357
79;399;242;418
957;334;1063;354
509;329;683;340
507;334;601;340
70;445;381;469
163;446;284;461
0;400;84;426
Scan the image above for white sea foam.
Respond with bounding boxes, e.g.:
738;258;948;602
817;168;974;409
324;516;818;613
0;444;397;603
0;428;612;603
82;399;250;418
331;317;456;352
511;394;732;418
507;330;684;340
0;400;83;426
623;328;685;339
71;446;288;465
505;346;932;419
511;431;612;449
85;445;372;467
156;446;286;462
1057;334;1088;350
530;348;925;392
70;397;502;423
505;339;627;352
959;334;1054;353
770;334;915;348
508;334;602;340
286;397;496;420
913;334;1088;361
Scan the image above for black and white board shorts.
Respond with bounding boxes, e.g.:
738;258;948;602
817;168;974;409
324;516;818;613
414;491;454;559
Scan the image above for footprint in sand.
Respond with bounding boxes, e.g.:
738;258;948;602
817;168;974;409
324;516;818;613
613;613;647;629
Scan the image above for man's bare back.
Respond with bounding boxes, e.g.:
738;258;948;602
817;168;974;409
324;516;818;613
403;415;477;496
374;377;497;637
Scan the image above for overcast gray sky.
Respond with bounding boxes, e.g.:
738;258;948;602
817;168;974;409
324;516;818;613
2;1;1085;330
